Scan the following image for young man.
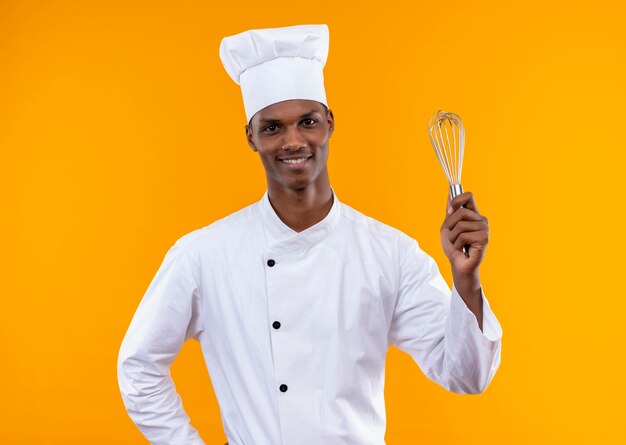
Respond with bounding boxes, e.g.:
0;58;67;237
118;24;502;445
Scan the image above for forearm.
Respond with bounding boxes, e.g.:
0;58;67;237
441;286;502;394
453;270;483;332
409;284;501;394
118;350;205;445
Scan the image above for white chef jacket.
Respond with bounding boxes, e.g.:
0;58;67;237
117;189;502;445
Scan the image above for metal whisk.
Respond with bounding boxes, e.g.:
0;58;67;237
428;110;469;256
428;110;465;199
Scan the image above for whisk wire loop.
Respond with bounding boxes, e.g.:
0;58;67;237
428;110;465;191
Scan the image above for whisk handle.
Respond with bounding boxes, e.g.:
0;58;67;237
449;184;470;257
449;184;464;198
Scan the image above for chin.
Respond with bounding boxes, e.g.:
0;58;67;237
286;181;311;191
281;174;314;190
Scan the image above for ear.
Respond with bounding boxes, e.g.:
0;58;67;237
245;124;258;152
327;108;335;138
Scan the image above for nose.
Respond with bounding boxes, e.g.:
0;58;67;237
281;125;306;151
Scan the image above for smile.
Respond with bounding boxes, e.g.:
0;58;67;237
279;155;313;167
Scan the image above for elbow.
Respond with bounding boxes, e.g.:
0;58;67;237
117;338;135;384
445;373;493;395
460;378;492;395
117;350;132;388
117;343;172;406
117;350;154;415
441;353;501;395
470;379;491;394
117;344;135;402
445;341;502;395
117;341;148;408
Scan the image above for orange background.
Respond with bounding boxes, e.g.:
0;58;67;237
1;0;624;443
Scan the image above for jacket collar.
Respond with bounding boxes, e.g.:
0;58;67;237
257;187;342;251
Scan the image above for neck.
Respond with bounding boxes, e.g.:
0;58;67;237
267;176;333;233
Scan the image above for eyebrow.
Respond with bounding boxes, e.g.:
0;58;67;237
258;109;321;124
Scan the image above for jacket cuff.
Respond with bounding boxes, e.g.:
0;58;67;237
451;285;503;343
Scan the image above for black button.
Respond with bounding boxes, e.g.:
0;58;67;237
279;384;288;392
272;321;281;329
267;259;276;267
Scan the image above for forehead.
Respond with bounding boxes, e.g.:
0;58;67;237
253;99;325;124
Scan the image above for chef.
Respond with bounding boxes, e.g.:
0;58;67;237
117;24;502;445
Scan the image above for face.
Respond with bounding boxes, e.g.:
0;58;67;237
245;99;334;192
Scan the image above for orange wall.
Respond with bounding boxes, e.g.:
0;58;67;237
1;1;624;443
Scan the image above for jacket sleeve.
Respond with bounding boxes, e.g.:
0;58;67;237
117;239;206;444
388;236;502;394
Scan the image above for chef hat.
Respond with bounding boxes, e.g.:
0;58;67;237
219;24;330;123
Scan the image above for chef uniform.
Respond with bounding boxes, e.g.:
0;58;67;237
117;24;503;445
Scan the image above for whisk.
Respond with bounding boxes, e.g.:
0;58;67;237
428;110;469;255
428;110;465;198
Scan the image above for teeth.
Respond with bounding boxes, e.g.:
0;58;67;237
283;157;309;164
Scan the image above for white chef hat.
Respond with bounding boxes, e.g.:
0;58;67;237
219;24;329;123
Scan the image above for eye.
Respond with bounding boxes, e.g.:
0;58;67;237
263;124;279;134
302;118;317;127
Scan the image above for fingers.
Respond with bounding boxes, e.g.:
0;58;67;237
453;229;489;252
449;192;479;214
447;220;489;245
441;192;488;271
442;207;486;232
443;192;485;229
